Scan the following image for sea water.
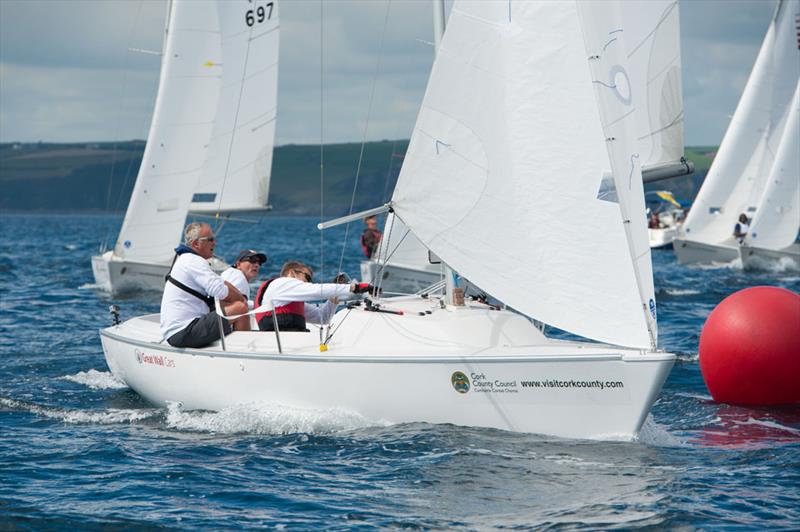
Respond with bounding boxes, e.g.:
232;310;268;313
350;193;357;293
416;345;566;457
1;213;798;529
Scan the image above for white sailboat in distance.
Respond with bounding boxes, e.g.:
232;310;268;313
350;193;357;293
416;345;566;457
92;0;279;293
100;0;675;440
674;0;799;266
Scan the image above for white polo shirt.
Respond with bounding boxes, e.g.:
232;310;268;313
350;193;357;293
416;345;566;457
221;267;250;299
160;253;229;340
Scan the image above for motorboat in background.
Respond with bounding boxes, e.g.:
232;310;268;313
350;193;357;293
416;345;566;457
366;0;692;293
646;191;685;249
101;0;675;440
92;0;279;293
674;0;799;266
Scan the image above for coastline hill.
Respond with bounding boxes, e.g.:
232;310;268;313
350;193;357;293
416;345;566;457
1;140;710;214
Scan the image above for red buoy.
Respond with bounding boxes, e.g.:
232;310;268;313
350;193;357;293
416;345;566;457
699;286;800;406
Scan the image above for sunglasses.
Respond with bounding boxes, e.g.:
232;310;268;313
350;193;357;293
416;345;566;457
241;257;263;265
197;236;216;243
293;269;312;282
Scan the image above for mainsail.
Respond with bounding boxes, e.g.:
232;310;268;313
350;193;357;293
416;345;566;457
682;0;800;246
115;0;222;264
391;1;654;348
189;0;280;214
745;83;800;250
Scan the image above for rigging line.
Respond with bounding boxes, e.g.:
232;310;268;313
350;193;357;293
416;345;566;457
320;0;325;282
374;212;398;294
101;0;147;252
215;24;256;217
336;0;393;276
375;228;413;296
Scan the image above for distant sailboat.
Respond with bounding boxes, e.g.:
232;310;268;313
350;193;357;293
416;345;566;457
674;0;799;266
368;0;691;294
100;0;674;440
92;0;279;293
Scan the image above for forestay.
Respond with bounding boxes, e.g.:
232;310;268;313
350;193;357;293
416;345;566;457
682;0;800;246
115;0;222;264
745;83;800;250
189;0;279;214
391;1;653;348
623;0;684;171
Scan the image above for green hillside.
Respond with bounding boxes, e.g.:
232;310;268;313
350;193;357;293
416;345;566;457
1;140;712;213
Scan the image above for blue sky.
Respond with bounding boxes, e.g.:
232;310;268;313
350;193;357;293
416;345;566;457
0;0;777;147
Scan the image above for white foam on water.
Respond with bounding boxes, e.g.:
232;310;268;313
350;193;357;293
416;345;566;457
61;369;127;390
63;244;77;251
78;283;106;290
1;396;157;425
664;288;702;296
692;258;741;271
164;401;391;435
637;416;688;447
736;417;800;436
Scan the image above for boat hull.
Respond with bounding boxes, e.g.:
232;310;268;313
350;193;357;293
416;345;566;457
672;238;739;265
100;304;675;440
649;227;677;249
91;251;227;294
739;243;800;271
360;260;442;295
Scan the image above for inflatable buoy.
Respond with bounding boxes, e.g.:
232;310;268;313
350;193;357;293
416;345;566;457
699;286;800;406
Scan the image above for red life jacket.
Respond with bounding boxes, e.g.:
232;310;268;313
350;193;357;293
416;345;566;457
254;278;307;331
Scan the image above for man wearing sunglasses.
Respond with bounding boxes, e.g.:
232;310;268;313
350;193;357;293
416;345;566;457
254;260;376;332
221;248;267;303
160;222;250;348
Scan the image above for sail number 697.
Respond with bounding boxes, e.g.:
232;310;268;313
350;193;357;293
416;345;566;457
245;2;274;27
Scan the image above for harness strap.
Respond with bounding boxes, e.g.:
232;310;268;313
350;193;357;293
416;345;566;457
166;275;215;311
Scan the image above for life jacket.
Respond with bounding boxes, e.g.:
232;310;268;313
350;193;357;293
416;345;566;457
165;244;215;311
360;228;382;258
254;278;307;331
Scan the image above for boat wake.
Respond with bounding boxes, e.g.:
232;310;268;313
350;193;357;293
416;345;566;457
0;396;158;425
61;369;127;390
163;401;391;435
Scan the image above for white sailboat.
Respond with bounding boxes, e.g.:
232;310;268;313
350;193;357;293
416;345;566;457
368;0;690;294
100;0;675;440
674;0;799;266
646;191;684;249
91;0;279;293
740;82;800;270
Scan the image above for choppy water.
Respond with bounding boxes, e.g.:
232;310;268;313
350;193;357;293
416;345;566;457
1;213;798;529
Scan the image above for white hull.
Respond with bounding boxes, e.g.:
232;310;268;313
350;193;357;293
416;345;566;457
739;242;800;271
648;227;677;249
99;298;674;440
672;237;739;265
360;260;441;295
91;251;227;295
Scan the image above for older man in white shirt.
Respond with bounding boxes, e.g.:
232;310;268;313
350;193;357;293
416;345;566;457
160;222;249;348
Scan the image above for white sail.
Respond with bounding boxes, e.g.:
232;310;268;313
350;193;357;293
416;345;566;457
115;0;222;264
578;1;657;345
189;0;279;214
682;0;800;246
746;83;800;250
391;1;652;348
623;0;684;171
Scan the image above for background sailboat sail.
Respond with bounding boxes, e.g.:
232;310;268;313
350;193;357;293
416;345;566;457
114;0;222;264
624;0;687;179
188;1;279;215
681;0;799;246
745;83;800;250
391;1;652;348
